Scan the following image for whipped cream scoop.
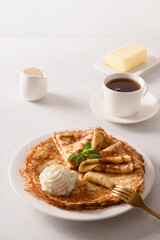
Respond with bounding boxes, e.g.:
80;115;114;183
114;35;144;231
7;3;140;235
39;164;78;196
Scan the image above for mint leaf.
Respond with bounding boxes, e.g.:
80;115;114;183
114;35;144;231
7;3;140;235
67;153;79;162
67;141;101;163
83;141;92;151
85;150;102;159
77;152;84;162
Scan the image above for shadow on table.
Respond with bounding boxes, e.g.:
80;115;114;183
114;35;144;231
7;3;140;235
116;110;160;134
36;205;160;240
32;92;84;110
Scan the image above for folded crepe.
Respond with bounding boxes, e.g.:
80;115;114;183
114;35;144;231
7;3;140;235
91;127;105;150
52;127;116;169
91;127;117;150
79;142;134;173
52;128;94;169
79;159;134;173
100;142;131;163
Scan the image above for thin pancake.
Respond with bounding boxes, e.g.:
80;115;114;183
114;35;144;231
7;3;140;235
79;141;133;173
20;129;145;210
52;127;117;169
20;137;119;209
52;128;94;169
79;159;134;173
84;169;144;191
100;142;131;163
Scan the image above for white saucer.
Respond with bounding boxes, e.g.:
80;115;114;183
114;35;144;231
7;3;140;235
94;50;160;76
90;91;160;124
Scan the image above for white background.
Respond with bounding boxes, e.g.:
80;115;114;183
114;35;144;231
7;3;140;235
1;38;160;240
0;0;160;38
1;1;160;240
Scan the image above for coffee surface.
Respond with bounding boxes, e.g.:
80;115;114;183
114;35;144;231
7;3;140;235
106;78;141;92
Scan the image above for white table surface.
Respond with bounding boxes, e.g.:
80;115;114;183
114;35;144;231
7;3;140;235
1;38;160;240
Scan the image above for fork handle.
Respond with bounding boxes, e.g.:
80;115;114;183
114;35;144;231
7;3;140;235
141;204;160;219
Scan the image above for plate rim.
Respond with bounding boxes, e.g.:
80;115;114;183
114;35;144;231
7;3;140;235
94;49;160;75
9;129;155;221
90;90;160;124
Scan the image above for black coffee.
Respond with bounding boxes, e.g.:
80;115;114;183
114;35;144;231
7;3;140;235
106;78;141;92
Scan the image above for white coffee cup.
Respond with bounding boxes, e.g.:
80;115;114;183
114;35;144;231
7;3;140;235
14;67;47;101
102;73;148;117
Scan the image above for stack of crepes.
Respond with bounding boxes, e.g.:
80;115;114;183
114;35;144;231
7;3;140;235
52;127;144;191
20;127;145;210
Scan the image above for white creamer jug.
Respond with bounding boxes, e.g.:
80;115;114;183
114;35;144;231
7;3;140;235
15;67;47;101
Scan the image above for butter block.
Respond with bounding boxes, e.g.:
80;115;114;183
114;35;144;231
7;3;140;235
104;42;147;72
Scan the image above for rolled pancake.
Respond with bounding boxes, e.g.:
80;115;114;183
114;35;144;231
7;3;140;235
84;172;115;189
84;170;144;191
79;159;134;173
20;129;145;210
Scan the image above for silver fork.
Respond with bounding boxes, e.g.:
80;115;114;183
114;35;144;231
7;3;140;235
111;185;160;219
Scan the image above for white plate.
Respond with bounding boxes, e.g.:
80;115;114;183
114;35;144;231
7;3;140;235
9;131;155;221
94;50;160;76
90;91;159;124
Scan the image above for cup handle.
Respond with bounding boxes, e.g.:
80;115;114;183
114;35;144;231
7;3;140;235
143;83;149;97
12;69;21;84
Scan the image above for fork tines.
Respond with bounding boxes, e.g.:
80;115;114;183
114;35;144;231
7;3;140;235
111;185;132;201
